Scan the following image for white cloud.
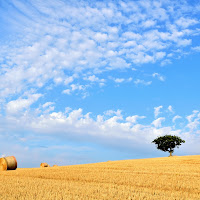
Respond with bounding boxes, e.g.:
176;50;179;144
154;105;163;118
41;102;55;113
126;115;146;124
83;75;105;86
177;39;192;47
127;77;133;82
64;76;74;85
187;119;200;131
63;84;87;96
53;77;63;85
124;41;137;47
6;93;42;115
134;79;152;86
161;59;172;66
108;57;130;69
152;117;165;128
0;0;199;100
142;20;156;28
99;82;105;87
0;105;191;149
62;89;71;95
155;52;166;60
104;109;122;117
42;102;54;108
131;53;154;64
86;75;100;82
168;105;173;113
110;77;133;83
71;84;84;91
172;115;182;123
192;46;200;52
186;110;199;123
65;107;72;113
175;17;198;28
122;32;142;40
186;111;200;131
152;73;165;81
94;32;108;42
114;78;125;83
106;50;117;57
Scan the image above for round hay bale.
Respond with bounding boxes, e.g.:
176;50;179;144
53;165;58;167
0;156;17;171
40;163;49;168
0;158;7;171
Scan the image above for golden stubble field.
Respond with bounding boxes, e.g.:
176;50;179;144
0;155;200;200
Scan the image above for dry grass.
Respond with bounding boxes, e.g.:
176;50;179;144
0;155;200;200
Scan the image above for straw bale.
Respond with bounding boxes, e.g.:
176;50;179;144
0;158;7;171
53;165;58;167
5;156;17;170
40;163;49;167
0;156;17;171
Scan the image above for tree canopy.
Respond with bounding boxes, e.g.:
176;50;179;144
152;135;185;156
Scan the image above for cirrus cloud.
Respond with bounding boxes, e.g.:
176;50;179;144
0;0;199;100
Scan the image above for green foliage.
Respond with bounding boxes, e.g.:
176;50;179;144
152;135;185;156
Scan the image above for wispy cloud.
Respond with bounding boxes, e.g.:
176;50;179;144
6;93;42;115
168;105;173;113
192;46;200;52
172;115;182;123
154;105;163;118
134;79;152;86
152;73;165;81
0;0;199;100
152;117;165;128
126;115;146;124
186;110;200;132
110;77;133;83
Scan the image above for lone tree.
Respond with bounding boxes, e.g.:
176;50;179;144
152;135;185;157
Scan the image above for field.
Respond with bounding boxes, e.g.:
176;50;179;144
0;155;200;200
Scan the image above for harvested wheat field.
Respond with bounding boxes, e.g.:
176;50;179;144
0;155;200;200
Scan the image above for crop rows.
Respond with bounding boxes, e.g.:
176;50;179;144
0;155;200;199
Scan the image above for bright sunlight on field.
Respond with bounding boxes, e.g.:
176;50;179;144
0;155;200;200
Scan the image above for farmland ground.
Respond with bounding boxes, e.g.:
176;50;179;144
0;155;200;200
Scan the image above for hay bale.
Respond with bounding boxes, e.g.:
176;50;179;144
0;156;17;171
40;163;49;168
0;158;7;171
53;165;58;167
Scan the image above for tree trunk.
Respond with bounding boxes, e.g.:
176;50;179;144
169;151;173;157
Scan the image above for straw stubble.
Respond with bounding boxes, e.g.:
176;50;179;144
0;155;200;199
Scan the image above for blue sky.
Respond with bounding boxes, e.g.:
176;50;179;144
0;0;200;168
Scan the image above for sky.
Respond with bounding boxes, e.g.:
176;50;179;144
0;0;200;168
